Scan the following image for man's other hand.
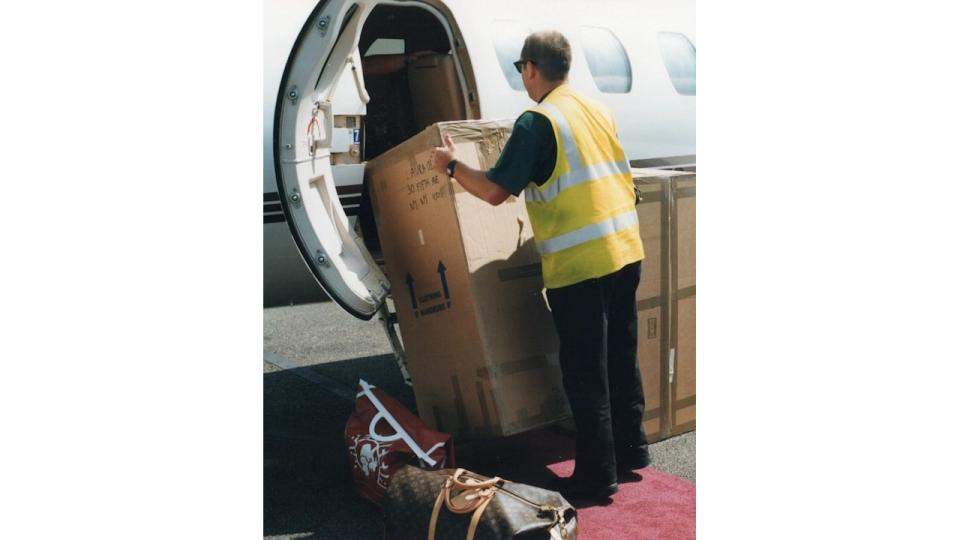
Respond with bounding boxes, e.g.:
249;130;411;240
431;134;457;174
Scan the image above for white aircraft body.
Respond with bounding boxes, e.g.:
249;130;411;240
263;0;695;318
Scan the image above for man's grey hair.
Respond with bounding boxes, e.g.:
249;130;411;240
521;31;571;82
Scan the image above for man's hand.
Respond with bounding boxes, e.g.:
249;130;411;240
428;133;511;206
431;134;457;174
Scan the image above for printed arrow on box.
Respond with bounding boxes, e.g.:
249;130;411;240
437;260;450;306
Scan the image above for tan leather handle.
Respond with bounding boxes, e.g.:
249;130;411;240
428;481;447;540
450;468;501;489
428;471;502;540
444;486;495;513
466;494;494;540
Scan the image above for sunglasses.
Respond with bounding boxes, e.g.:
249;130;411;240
513;59;536;73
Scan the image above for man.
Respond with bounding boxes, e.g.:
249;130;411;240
430;30;649;502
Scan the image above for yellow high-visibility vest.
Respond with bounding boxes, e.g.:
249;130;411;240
524;84;644;289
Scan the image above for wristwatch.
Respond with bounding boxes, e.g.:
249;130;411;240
445;159;458;178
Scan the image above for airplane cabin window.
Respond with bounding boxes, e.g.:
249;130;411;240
492;21;532;92
580;27;632;93
365;38;405;57
658;32;696;96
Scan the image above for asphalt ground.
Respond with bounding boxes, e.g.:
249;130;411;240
263;300;695;539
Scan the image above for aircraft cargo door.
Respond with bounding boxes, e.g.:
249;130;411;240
272;1;388;320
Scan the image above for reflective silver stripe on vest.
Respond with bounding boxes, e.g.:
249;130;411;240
525;102;630;204
535;209;639;255
525;159;631;203
540;101;585;171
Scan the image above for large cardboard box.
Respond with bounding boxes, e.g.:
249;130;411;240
406;54;467;132
672;174;696;435
366;120;570;439
633;169;696;440
633;174;669;443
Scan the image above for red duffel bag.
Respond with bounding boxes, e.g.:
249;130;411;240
345;379;455;505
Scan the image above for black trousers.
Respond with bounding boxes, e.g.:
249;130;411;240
546;261;649;486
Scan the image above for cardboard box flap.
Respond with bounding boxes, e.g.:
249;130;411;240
366;118;514;173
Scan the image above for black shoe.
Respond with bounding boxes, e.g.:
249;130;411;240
549;476;618;502
617;454;651;473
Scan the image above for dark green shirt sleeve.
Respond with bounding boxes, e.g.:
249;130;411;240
485;111;556;196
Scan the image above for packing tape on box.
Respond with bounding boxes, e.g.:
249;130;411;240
474;380;493;434
505;384;571;433
631;169;696;440
437;119;513;144
635;188;664;205
660;178;673;439
675;396;696;410
632;170;673;440
437;120;513;177
486;385;501;426
668;174;696;434
475;354;551;380
443;375;500;438
450;375;470;433
636;295;664;312
677;285;696;301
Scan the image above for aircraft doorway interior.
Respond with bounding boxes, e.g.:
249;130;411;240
353;4;470;258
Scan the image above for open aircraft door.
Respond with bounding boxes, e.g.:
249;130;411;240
270;0;388;320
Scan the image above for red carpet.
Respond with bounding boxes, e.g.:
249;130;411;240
457;428;695;539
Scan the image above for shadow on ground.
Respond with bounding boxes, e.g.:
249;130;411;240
263;353;686;537
263;352;579;538
264;354;413;538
